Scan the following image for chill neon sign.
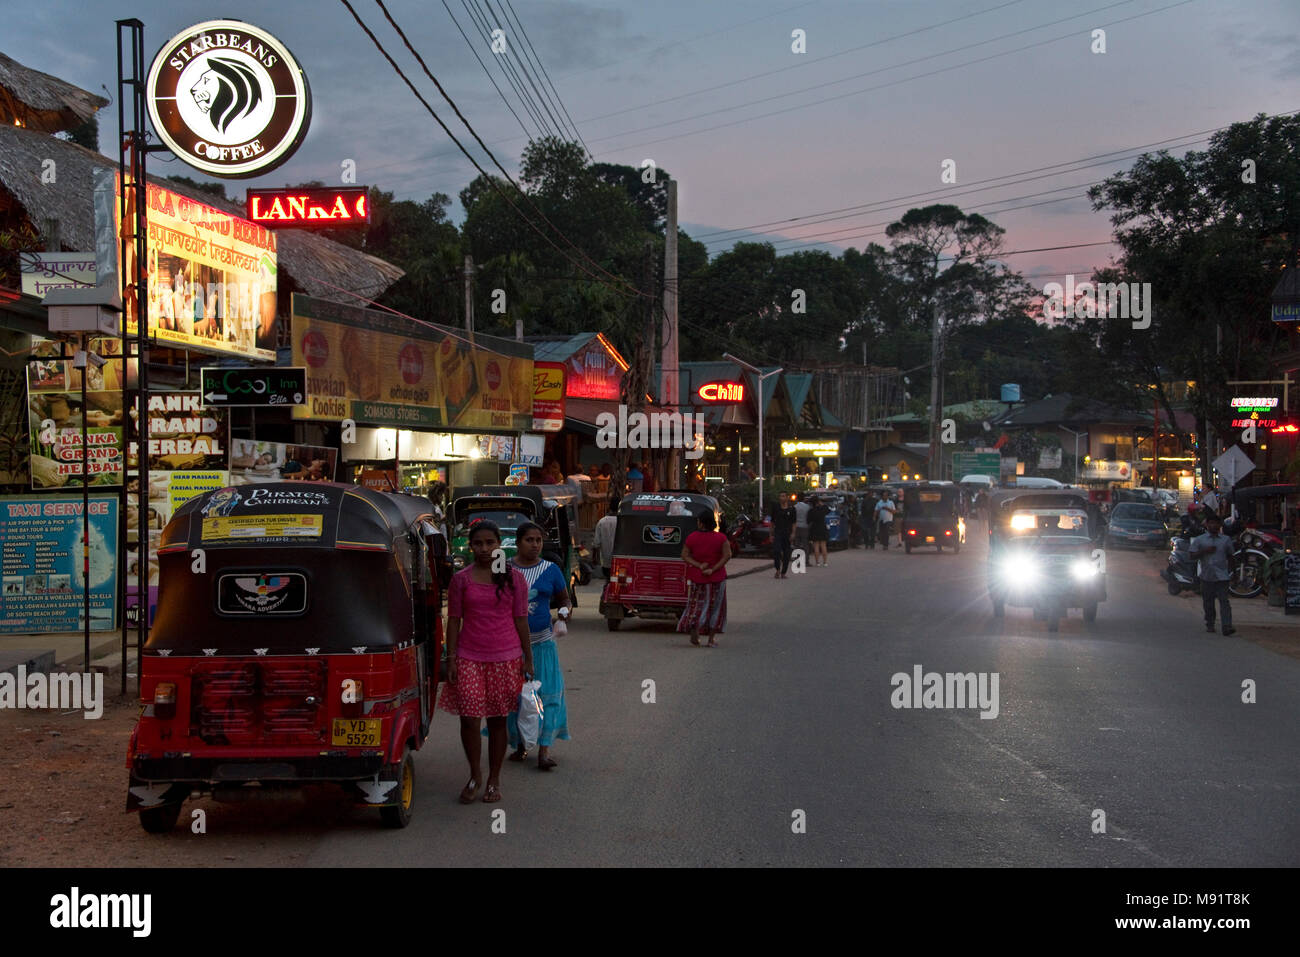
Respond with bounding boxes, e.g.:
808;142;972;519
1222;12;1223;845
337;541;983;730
247;187;370;228
697;381;744;402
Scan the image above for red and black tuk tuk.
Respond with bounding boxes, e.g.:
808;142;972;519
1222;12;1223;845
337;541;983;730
599;491;720;631
126;482;446;831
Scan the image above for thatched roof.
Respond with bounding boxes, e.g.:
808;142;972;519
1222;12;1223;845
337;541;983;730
0;52;108;135
0;124;404;301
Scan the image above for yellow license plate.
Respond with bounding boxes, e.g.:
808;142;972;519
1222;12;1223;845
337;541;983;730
332;718;381;747
925;536;935;543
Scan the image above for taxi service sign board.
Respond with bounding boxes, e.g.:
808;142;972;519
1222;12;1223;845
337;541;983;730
145;20;312;179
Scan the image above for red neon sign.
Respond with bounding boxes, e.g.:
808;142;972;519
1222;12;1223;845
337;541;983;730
697;381;745;402
246;187;370;229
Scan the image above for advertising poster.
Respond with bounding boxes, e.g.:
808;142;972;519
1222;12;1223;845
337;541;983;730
532;361;566;432
102;172;278;361
128;391;230;472
0;494;118;634
26;337;132;490
19;251;97;297
291;293;533;431
564;334;626;400
229;437;337;485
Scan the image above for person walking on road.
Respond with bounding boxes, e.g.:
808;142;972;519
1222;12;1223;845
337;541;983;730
679;510;730;646
440;520;533;804
594;503;618;579
507;522;570;770
862;491;879;548
875;493;897;549
769;492;796;578
793;495;811;557
808;495;830;566
1190;513;1236;636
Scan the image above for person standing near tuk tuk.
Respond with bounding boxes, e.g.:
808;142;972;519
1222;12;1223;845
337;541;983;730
769;492;796;578
793;494;811;557
507;522;571;770
862;491;879;548
680;510;731;646
808;495;830;566
594;503;618;579
875;493;897;548
440;521;533;804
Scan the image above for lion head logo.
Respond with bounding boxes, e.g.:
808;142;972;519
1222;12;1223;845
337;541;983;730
189;56;263;134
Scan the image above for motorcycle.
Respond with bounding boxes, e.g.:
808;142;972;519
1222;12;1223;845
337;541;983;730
1161;530;1272;599
725;513;756;555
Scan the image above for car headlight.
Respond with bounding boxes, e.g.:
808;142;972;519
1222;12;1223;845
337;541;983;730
1000;555;1039;583
1070;559;1099;579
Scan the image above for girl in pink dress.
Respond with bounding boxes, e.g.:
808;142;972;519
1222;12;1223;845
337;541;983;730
439;521;533;804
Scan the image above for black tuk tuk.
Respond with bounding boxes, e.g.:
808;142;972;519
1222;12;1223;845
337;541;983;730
450;484;580;604
126;483;445;831
987;488;1106;631
901;484;966;553
599;491;721;631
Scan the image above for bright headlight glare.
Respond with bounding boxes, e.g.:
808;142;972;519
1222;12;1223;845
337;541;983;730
1001;556;1038;582
1071;559;1098;579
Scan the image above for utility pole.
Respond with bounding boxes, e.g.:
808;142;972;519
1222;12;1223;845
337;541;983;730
927;303;943;480
463;254;475;343
661;179;680;486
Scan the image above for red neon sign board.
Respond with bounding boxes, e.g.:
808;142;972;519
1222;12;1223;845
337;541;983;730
697;381;745;402
246;187;370;229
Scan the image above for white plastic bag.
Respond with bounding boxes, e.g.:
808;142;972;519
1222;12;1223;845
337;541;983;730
517;679;544;750
551;618;568;637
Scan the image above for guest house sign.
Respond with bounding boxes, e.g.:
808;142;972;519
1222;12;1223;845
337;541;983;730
146;20;312;178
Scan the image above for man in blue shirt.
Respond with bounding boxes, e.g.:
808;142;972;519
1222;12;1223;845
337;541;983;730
1190;513;1236;636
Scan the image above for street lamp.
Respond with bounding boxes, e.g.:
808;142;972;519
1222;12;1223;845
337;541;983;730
724;352;782;518
1058;425;1086;485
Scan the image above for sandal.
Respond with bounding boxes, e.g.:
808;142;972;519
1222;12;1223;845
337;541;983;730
458;779;480;804
482;784;503;803
537;757;557;771
690;634;700;646
707;638;718;647
508;746;528;762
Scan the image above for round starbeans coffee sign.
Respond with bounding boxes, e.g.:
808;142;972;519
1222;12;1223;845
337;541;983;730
146;20;312;178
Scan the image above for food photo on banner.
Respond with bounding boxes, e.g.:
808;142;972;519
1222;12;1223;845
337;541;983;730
25;336;133;490
291;293;533;430
0;494;118;634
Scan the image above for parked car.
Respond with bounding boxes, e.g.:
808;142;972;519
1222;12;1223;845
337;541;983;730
1105;502;1169;549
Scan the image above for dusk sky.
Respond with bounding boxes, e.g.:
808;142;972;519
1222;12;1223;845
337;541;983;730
7;0;1299;287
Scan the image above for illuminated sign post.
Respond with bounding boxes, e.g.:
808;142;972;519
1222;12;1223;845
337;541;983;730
1230;396;1280;429
697;381;745;402
247;187;371;229
780;439;840;458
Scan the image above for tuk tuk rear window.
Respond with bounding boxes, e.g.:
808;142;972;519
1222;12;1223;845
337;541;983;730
642;524;682;545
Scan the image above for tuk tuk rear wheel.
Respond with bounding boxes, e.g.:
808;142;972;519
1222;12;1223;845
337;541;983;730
380;751;415;829
991;597;1004;617
1083;602;1098;623
138;802;182;834
606;617;621;631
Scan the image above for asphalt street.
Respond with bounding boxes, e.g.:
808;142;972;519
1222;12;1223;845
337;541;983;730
295;523;1300;867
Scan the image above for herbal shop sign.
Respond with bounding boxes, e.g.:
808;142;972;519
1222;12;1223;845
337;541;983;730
146;20;312;178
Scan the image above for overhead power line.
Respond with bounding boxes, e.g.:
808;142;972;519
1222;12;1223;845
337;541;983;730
439;0;534;141
500;0;592;159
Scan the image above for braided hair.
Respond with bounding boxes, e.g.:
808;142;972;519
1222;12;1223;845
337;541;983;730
468;520;515;600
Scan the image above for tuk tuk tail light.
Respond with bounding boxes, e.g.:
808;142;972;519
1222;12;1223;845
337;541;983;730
944;530;952;536
154;682;177;720
908;529;917;536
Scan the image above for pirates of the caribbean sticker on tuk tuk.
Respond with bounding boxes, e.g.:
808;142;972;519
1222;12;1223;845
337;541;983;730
146;20;312;179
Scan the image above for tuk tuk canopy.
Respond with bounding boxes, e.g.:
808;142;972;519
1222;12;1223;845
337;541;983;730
613;493;719;559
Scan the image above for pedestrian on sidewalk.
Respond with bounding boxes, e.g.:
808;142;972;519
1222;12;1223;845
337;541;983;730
679;510;730;646
506;522;570;770
808;495;830;566
1190;513;1236;636
769;492;796;578
793;494;811;557
439;520;533;804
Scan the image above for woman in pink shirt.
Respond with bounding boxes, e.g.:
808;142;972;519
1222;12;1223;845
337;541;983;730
440;521;533;804
679;510;731;647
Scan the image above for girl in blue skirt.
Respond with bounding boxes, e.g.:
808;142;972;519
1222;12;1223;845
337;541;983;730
507;522;571;769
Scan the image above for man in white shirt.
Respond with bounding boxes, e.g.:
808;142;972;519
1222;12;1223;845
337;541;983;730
1190;513;1236;636
875;493;897;549
594;505;619;579
793;496;811;554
